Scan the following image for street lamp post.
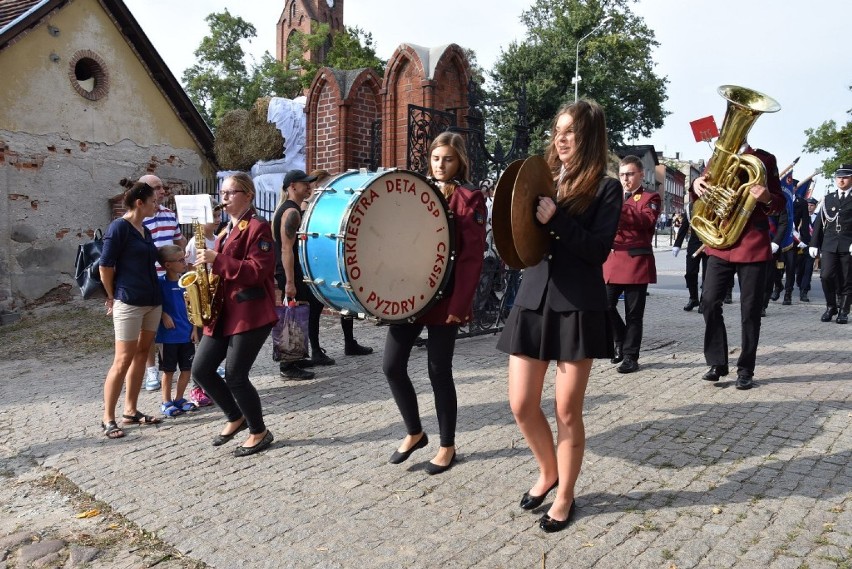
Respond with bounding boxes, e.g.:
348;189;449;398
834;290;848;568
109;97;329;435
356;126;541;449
573;15;612;102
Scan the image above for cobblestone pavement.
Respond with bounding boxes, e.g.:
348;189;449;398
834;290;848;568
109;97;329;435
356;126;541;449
1;252;850;568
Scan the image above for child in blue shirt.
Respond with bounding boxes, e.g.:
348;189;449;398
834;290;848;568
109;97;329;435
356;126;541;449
156;245;198;416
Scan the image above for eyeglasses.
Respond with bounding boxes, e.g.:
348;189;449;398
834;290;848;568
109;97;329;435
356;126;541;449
619;171;641;178
221;189;246;197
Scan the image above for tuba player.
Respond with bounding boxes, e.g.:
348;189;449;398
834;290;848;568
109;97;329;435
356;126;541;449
692;144;785;390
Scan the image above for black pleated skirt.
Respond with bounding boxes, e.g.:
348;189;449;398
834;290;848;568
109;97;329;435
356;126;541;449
496;303;614;362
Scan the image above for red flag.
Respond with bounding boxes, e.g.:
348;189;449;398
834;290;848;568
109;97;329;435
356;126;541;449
690;116;719;142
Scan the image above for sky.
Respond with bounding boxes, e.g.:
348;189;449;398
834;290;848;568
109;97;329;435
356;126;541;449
124;0;849;199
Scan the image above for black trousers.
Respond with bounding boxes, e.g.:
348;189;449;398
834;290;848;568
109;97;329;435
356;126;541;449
382;323;458;447
684;252;708;299
796;252;815;293
701;256;766;376
192;323;273;435
781;248;800;294
605;283;648;359
819;251;852;307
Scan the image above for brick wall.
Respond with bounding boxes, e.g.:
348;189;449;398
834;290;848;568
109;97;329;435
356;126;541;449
306;43;470;174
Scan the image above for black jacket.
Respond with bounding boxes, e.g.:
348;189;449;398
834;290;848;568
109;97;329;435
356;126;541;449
514;177;622;312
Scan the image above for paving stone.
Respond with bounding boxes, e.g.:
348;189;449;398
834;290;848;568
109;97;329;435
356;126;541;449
17;539;65;565
1;257;850;568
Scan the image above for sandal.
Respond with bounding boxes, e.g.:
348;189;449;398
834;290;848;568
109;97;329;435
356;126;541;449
173;398;198;413
160;401;184;418
101;420;125;439
122;410;162;425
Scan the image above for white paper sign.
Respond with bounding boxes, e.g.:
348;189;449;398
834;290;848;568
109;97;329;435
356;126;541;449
174;195;214;224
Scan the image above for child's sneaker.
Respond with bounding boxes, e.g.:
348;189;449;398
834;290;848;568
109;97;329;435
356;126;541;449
144;366;161;391
161;400;183;417
174;398;198;413
190;386;212;407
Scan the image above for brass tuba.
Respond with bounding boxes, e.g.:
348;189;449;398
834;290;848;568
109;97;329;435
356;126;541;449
691;85;781;250
179;218;222;326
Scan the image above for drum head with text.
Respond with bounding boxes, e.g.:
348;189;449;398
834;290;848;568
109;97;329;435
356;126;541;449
340;171;454;322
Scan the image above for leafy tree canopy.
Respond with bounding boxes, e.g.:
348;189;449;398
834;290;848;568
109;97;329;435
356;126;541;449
488;0;669;153
803;85;852;176
286;24;386;90
182;10;300;128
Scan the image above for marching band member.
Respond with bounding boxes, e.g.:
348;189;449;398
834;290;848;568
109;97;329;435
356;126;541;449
693;145;784;389
603;155;661;373
497;99;622;532
192;173;278;456
383;131;486;475
809;164;852;323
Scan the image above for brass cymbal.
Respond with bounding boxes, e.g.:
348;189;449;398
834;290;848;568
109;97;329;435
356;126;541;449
511;155;556;268
492;159;524;269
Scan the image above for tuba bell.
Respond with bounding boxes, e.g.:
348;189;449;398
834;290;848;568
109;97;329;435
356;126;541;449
691;85;781;250
179;218;222;327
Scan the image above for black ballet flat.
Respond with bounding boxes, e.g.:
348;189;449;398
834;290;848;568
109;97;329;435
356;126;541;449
233;430;274;457
388;433;428;464
212;419;247;447
539;499;576;533
520;479;558;510
425;449;456;475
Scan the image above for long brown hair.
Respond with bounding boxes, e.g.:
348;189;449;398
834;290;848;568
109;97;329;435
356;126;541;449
427;131;471;199
544;99;608;214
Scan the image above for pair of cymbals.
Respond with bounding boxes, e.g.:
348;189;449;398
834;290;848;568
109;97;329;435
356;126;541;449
492;155;556;269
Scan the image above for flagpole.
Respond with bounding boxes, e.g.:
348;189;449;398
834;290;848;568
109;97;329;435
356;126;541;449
779;156;800;179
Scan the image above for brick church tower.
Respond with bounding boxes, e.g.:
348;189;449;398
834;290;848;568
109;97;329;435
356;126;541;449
276;0;344;64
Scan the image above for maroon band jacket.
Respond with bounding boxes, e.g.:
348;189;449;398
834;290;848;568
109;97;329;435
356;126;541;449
204;210;278;337
603;188;661;284
417;185;487;325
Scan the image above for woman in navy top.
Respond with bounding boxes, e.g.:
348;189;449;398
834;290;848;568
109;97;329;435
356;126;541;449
98;181;164;439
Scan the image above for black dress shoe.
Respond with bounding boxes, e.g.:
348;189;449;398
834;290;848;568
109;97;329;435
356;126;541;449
837;311;849;324
683;298;700;311
610;343;623;364
388;433;428;464
800;292;810;302
735;374;754;390
770;288;781;301
234;430;274;457
782;293;792;306
702;365;729;382
344;342;374;356
425;449;456;475
724;293;733;304
280;364;315;380
821;307;838;322
520;480;558;510
760;308;767;317
311;348;335;366
617;356;639;374
212;419;247;447
539;500;576;533
697;303;704;314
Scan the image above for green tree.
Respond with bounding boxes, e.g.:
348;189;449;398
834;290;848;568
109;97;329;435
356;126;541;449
488;0;668;153
182;10;300;127
286;24;386;90
803;85;852;176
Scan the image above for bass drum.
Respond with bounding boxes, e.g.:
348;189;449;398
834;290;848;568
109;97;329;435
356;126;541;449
299;169;455;322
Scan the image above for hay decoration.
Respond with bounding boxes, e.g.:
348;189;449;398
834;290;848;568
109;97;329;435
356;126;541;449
214;97;285;171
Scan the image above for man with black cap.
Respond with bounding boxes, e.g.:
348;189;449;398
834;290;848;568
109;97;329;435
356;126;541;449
809;164;852;323
795;197;819;302
272;169;334;380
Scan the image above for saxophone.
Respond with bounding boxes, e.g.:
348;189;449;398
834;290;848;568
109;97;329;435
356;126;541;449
691;85;781;250
179;218;222;326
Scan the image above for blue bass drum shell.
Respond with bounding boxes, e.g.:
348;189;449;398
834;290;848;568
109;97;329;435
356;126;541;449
298;169;456;322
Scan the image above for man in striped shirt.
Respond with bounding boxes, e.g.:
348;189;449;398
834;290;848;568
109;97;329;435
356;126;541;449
139;174;187;391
